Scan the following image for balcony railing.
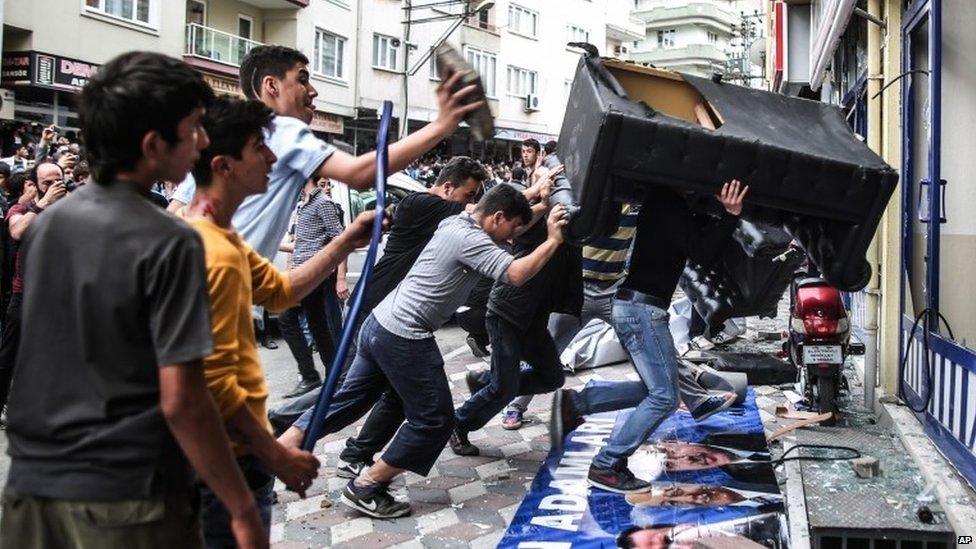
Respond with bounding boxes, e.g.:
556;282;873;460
185;23;263;68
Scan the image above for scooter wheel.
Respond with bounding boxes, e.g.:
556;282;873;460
817;376;838;426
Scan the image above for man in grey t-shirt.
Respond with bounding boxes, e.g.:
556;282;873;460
281;185;567;519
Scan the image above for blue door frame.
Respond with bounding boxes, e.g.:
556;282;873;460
899;0;976;488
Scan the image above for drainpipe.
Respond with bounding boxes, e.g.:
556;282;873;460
353;0;363;154
400;0;412;139
863;0;883;412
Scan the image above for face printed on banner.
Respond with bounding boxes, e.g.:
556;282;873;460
659;442;735;471
626;484;746;508
625;527;673;549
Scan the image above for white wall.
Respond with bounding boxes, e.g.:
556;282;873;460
354;0;620;138
296;0;358;117
5;0;184;62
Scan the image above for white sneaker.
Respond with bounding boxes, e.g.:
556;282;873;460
691;335;715;351
708;331;738;346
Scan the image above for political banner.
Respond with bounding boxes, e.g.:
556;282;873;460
499;387;789;548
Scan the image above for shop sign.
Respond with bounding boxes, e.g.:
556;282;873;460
310;111;344;134
1;51;99;93
493;127;557;143
202;74;244;98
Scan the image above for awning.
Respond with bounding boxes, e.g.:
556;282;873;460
492;127;558;144
809;0;858;91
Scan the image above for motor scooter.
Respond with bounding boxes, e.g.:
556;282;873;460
775;246;865;424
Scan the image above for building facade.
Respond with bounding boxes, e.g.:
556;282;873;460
630;0;740;77
2;0;638;154
767;0;976;510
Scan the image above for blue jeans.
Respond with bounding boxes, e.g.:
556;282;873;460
574;293;681;469
294;314;453;475
455;314;565;433
198;455;274;549
279;277;343;382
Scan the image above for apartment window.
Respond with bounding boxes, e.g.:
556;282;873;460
372;33;398;71
566;24;590;44
465;47;497;97
707;31;718;44
238;15;253;40
657;29;676;48
314;29;346;80
187;0;205;25
506;66;537;97
508;4;538;38
429;55;437;80
85;0;153;26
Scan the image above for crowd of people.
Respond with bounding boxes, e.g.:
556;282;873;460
405;142;556;190
0;43;751;549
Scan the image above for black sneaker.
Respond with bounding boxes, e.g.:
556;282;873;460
465;370;488;396
340;480;411;519
550;389;583;453
284;378;321;399
466;335;490;358
690;393;736;422
336;459;369;479
449;428;480;456
587;464;652;494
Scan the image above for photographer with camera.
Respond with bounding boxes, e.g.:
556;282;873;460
0;162;66;415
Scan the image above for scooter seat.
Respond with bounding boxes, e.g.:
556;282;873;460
795;277;830;288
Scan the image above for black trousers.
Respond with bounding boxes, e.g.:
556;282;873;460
278;277;342;382
0;293;23;411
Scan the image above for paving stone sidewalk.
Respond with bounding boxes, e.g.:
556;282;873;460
269;341;641;548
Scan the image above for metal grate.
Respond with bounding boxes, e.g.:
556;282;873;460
812;529;953;549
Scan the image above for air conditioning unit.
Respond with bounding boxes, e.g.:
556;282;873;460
0;90;14;121
524;93;541;112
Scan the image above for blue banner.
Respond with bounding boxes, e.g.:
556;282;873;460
500;388;789;548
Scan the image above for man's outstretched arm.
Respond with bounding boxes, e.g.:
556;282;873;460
317;71;484;190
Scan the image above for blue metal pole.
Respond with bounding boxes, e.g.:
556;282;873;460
301;100;393;451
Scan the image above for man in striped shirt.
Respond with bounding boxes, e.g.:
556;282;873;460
278;177;347;399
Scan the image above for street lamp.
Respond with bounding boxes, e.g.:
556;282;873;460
398;0;494;138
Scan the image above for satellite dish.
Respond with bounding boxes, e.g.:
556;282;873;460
748;40;765;66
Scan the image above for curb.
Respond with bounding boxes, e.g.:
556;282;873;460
782;434;812;549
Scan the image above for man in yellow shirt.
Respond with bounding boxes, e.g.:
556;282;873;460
182;97;378;546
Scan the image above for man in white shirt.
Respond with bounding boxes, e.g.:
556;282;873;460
169;45;482;260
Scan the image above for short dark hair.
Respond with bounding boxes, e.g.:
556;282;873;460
511;166;526;182
544;140;558;155
8;173;26;199
73;160;91;182
434;156;488;188
80;52;215;184
474;183;532;225
192;97;274;187
521;138;541;152
240;46;310;101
